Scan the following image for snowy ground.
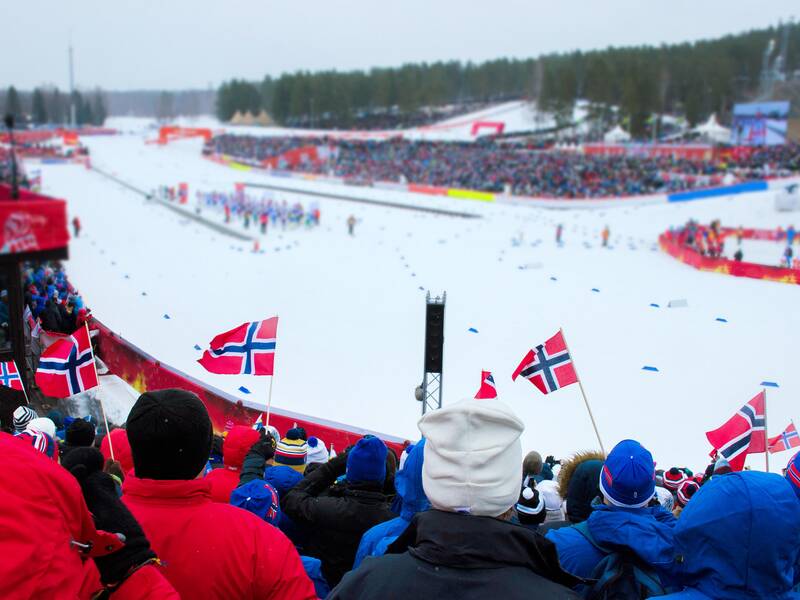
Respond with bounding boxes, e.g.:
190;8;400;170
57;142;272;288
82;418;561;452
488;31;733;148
36;133;800;473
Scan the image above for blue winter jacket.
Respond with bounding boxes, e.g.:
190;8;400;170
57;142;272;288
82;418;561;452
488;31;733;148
661;471;800;599
546;503;676;581
352;439;429;569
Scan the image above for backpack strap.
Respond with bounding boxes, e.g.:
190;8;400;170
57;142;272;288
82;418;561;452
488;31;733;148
572;521;611;554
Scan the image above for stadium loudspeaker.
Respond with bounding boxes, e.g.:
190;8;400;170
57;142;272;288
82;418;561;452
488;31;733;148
424;301;445;373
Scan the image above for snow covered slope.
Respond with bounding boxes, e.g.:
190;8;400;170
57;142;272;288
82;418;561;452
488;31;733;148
38;133;799;473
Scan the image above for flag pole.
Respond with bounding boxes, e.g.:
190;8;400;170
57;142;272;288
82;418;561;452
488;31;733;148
264;316;278;429
85;322;114;462
560;328;606;455
764;387;769;473
14;359;30;405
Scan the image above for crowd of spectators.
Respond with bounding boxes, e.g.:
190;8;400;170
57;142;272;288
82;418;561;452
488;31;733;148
206;134;800;199
3;387;800;599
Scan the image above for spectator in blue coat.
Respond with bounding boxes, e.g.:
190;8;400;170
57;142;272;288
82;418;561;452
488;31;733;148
662;471;800;599
546;439;676;581
353;439;429;568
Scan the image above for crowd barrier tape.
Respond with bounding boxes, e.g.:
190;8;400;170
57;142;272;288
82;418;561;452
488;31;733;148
659;232;800;285
407;183;448;196
92;319;407;455
446;188;495;202
667;180;769;202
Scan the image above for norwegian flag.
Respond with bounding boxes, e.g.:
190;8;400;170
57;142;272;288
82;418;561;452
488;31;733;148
35;326;99;398
512;330;578;394
474;370;497;399
252;413;265;431
768;423;800;454
0;361;24;391
198;317;277;376
24;305;41;339
705;391;766;471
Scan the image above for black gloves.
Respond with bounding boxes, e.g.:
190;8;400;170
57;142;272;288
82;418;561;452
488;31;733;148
248;432;277;461
62;447;157;586
327;447;349;476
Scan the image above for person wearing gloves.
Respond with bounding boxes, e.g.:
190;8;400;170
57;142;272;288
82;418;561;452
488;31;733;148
282;435;395;586
204;424;260;502
0;432;179;598
329;398;581;599
121;388;317;600
546;439;676;582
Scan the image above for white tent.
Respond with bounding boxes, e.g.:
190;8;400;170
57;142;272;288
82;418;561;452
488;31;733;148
691;114;731;144
603;125;631;143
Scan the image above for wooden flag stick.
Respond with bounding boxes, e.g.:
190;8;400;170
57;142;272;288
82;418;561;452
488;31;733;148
763;387;770;473
13;359;30;406
85;322;114;462
560;328;606;455
264;316;278;429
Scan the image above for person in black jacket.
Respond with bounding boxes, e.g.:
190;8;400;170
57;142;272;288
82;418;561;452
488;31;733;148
282;435;394;586
39;294;63;333
329;399;581;600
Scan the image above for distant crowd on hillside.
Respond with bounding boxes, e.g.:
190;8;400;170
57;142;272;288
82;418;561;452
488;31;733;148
205;135;800;199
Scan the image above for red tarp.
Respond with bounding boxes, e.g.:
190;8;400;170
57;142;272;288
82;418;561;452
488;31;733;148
0;185;69;255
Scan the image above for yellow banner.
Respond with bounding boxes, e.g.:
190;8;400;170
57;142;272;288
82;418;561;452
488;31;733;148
446;188;495;202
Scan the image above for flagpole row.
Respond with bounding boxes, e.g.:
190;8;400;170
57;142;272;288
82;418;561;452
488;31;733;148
560;328;606;456
764;387;770;473
265;375;274;429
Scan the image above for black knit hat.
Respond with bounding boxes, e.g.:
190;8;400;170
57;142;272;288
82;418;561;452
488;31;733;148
66;418;96;447
127;389;213;480
516;486;547;526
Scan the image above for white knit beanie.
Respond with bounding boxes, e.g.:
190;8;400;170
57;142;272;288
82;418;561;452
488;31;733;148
27;417;57;440
306;436;329;464
419;398;524;517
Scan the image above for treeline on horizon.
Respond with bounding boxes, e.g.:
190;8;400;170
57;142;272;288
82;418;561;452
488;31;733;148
217;22;800;135
1;86;107;127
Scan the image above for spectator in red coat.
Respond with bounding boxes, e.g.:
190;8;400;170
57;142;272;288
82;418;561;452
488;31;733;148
123;388;317;600
0;431;178;599
205;425;260;502
100;427;135;476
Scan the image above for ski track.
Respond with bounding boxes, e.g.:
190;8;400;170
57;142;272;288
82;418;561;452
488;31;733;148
37;133;800;473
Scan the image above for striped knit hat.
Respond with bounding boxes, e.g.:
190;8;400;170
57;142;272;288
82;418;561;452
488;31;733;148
275;435;308;473
15;429;57;460
676;479;700;507
306;436;329;464
663;467;687;492
13;406;37;432
516;486;546;526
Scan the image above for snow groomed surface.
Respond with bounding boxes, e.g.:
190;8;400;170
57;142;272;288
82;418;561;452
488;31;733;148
38;131;800;472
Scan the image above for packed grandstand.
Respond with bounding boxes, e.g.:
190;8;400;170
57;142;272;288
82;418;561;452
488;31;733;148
205;134;800;198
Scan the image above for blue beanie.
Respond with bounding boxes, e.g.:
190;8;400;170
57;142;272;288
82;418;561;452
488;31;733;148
231;480;281;526
786;452;800;500
263;465;303;498
599;439;656;508
347;436;387;484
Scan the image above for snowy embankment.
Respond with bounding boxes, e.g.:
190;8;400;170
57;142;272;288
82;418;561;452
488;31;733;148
38;133;800;473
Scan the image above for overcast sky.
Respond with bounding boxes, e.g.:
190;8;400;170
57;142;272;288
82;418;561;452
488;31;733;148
3;1;797;91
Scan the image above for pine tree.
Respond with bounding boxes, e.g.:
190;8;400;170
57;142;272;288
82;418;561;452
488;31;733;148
32;88;48;124
4;86;22;123
92;91;107;125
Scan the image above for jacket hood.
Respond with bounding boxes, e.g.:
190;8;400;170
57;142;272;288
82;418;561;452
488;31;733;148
587;504;676;570
122;474;212;504
396;439;430;520
222;426;259;470
388;509;582;589
263;465;303;498
673;471;800;599
558;451;605;499
558;451;604;523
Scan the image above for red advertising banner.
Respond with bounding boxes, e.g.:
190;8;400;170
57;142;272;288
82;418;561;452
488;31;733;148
92;320;407;455
0;186;69;255
659;231;800;285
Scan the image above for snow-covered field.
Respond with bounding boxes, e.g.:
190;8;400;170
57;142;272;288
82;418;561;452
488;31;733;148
37;133;800;473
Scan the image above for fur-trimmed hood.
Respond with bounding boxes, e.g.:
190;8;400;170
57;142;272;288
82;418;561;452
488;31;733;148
558;450;605;524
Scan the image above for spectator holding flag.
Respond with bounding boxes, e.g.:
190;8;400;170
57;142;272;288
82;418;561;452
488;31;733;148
204;424;260;503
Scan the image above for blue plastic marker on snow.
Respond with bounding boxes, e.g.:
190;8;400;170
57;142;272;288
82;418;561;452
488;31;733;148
550;276;558;281
642;366;659;372
650;303;660;308
238;386;251;394
760;381;779;388
715;317;728;323
468;327;479;333
193;344;202;351
591;288;600;293
163;314;170;320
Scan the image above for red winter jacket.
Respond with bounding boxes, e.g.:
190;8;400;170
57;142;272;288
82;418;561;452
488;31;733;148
122;475;317;600
205;425;260;503
100;428;135;476
0;432;178;599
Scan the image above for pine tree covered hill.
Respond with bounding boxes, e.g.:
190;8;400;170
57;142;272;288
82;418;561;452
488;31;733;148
0;86;107;127
217;22;800;135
